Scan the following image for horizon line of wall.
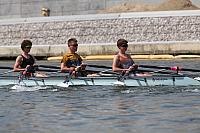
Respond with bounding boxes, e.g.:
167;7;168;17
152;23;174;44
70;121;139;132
0;10;200;58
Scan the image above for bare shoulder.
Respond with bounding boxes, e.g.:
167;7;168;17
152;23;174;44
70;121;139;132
16;55;23;61
113;53;120;58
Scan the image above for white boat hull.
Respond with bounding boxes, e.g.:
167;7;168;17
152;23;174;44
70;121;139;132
1;75;200;87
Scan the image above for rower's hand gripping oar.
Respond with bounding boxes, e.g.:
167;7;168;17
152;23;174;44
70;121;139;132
114;64;139;87
119;64;138;77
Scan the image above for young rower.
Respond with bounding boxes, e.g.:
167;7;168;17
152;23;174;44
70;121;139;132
112;39;138;75
60;38;87;77
13;40;37;77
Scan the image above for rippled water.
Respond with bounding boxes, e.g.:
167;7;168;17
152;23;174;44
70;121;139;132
0;60;200;133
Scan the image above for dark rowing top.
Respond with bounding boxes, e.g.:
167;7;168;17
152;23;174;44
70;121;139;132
20;54;35;68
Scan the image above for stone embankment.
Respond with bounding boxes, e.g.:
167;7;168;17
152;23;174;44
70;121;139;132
0;10;200;59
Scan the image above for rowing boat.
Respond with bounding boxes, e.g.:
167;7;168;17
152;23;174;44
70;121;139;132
1;74;200;87
1;64;200;87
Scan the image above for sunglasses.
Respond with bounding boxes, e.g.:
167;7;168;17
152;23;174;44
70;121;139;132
25;47;32;49
69;44;78;47
121;44;128;47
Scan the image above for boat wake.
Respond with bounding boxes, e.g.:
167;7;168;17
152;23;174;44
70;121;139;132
10;85;49;92
194;77;200;81
118;86;200;94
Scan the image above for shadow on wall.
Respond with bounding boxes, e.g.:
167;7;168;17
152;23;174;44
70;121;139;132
100;0;199;13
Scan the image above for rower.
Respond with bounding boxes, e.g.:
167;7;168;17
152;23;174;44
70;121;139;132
13;40;47;78
60;38;87;77
112;39;138;76
13;40;37;77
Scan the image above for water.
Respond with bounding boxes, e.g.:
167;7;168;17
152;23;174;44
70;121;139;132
0;60;200;133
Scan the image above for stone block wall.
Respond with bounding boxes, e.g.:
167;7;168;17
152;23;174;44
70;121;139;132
0;11;200;46
0;10;200;57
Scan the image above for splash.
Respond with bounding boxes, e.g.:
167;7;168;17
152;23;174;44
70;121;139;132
10;85;48;92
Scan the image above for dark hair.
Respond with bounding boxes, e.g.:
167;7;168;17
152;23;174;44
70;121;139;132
117;39;128;48
68;38;78;46
21;40;32;50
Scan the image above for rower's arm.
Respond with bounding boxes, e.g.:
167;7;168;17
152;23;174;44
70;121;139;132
112;55;137;72
60;62;75;72
13;56;25;72
112;55;128;72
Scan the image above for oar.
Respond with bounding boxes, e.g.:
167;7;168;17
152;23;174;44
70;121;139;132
87;64;111;69
37;68;60;72
0;70;14;76
23;64;189;75
87;64;175;74
0;66;14;76
0;66;13;69
139;65;200;72
37;65;60;69
38;64;114;74
178;67;200;72
38;64;112;70
37;64;109;74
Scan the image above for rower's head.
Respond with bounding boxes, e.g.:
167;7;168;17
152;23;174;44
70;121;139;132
21;40;32;50
117;39;128;49
67;38;78;52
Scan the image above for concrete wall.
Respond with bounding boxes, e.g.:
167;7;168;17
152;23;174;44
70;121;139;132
0;0;137;19
0;0;199;19
0;10;200;57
